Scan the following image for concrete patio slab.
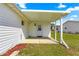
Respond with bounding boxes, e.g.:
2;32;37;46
20;38;58;44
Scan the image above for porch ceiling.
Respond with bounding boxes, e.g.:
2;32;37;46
22;11;70;22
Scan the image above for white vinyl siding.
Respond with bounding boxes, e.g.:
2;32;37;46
56;21;79;33
0;26;21;54
0;4;22;55
63;21;79;33
28;22;51;37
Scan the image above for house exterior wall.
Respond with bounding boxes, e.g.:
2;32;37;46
63;21;79;33
21;21;29;39
0;4;53;55
42;22;51;37
28;22;51;38
56;21;79;33
0;4;28;55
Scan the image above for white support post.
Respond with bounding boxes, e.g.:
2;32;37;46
60;18;69;49
54;21;57;41
60;18;63;44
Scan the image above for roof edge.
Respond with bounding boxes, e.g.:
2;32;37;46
21;9;71;13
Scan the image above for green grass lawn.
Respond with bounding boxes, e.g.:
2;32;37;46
18;31;79;56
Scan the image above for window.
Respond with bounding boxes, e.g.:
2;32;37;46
65;27;67;29
56;28;58;30
34;24;36;26
37;25;42;31
21;20;24;25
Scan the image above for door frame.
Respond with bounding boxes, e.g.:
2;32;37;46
36;24;43;37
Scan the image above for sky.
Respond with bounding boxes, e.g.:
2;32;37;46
16;3;79;25
17;3;79;11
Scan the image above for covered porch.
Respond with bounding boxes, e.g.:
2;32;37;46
21;11;70;49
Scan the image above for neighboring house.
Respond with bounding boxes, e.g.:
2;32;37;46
55;10;79;33
0;4;69;55
56;20;79;33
